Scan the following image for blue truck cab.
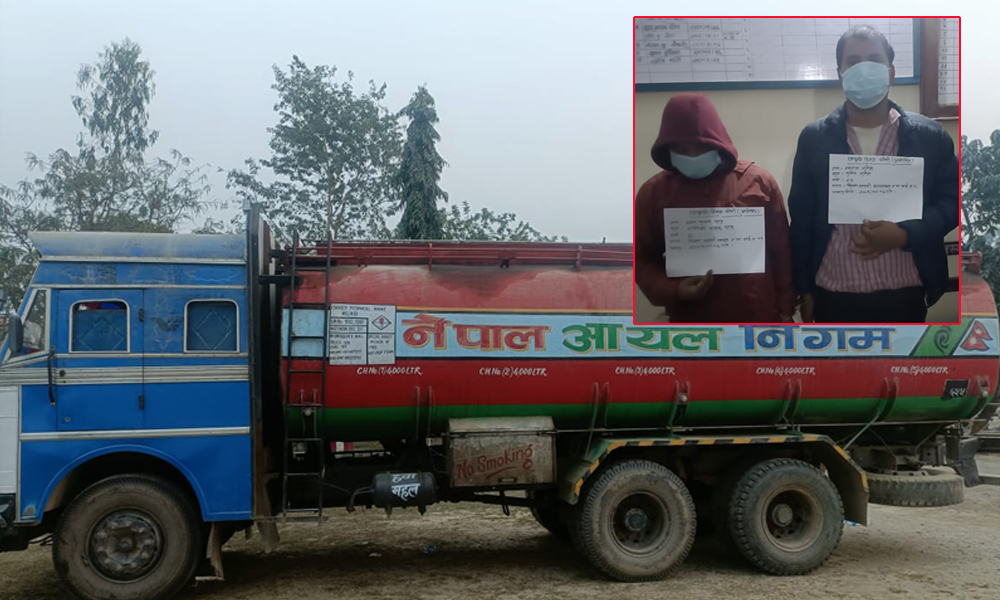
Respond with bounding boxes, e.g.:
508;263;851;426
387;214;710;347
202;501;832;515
0;212;278;599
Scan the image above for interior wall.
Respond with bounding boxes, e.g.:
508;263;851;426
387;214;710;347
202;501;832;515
634;84;960;323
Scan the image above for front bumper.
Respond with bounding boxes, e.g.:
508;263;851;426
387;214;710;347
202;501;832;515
0;494;28;552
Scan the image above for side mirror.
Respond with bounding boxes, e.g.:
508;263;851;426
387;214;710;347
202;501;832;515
7;316;23;355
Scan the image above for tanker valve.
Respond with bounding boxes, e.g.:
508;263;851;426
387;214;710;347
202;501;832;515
372;472;437;516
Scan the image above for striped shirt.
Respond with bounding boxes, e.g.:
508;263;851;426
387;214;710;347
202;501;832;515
815;108;922;293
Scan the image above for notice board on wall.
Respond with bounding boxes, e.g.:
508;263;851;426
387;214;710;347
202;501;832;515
635;17;919;91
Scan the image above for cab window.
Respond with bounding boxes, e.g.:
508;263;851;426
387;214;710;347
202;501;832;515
185;300;238;352
71;300;129;352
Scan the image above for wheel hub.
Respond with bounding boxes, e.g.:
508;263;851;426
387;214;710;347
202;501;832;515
611;492;670;555
89;511;162;581
771;503;794;527
761;486;823;553
624;508;649;532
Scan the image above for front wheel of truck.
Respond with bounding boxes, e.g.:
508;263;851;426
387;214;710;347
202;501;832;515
570;459;696;582
53;475;202;600
728;458;844;575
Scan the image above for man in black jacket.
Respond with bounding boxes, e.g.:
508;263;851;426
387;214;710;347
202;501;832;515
788;25;959;323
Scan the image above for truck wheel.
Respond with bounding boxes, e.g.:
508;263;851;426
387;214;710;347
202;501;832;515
571;459;696;581
867;468;965;507
53;475;201;600
711;458;758;550
527;491;570;539
728;458;843;575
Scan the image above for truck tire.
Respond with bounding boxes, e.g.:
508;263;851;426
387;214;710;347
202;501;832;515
53;475;201;600
728;458;843;576
867;469;965;507
527;491;570;539
711;457;762;550
570;459;696;582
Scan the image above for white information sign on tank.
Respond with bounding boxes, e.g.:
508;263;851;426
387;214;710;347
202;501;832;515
328;303;397;365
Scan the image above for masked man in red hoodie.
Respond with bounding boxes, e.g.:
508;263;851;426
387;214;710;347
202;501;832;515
635;93;795;323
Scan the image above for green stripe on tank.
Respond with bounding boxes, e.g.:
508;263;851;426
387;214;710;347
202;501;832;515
287;394;980;440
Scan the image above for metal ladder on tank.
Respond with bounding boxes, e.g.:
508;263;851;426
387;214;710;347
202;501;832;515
281;232;333;523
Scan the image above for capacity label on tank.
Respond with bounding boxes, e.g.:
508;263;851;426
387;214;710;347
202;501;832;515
328;304;396;365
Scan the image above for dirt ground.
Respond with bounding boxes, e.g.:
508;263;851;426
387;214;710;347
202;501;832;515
3;455;1000;600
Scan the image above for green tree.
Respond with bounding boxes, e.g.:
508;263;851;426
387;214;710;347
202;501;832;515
441;201;566;242
395;86;447;239
961;131;1000;296
0;38;213;315
0;190;59;315
228;56;401;242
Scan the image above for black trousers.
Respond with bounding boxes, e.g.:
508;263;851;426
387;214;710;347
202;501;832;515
813;286;927;324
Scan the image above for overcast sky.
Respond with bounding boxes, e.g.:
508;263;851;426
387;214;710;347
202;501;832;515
1;1;996;241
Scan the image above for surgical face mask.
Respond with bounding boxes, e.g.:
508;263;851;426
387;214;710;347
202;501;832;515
670;150;722;179
841;61;890;110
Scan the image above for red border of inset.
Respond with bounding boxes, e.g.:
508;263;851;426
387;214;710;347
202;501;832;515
632;16;962;327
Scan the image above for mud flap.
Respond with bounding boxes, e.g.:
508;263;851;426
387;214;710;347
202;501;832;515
810;442;869;525
256;484;280;553
196;523;226;582
951;437;981;487
257;521;280;553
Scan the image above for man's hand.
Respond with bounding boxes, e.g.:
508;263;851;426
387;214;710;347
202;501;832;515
677;270;714;301
798;293;815;323
852;220;908;260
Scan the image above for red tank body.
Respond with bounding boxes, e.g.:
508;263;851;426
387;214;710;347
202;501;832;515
279;242;999;442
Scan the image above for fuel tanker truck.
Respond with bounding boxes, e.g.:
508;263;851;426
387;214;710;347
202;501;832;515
1;205;997;600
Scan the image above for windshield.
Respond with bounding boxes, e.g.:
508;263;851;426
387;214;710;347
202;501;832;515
22;290;47;354
3;289;47;363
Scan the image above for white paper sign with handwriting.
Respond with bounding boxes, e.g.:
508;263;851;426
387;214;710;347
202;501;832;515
828;154;924;224
663;207;766;277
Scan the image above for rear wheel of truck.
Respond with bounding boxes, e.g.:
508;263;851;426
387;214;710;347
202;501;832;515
570;459;696;582
728;458;843;576
53;475;202;600
527;491;570;539
711;457;761;550
866;468;965;507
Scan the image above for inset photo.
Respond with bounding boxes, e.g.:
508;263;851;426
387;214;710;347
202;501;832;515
634;17;961;325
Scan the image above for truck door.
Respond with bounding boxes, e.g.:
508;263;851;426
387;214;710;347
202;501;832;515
0;288;50;504
53;290;144;431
